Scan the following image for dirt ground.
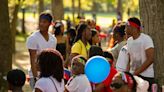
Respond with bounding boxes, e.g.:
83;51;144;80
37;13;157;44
13;41;32;92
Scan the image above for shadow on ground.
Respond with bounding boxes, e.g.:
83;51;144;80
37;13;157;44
12;42;32;92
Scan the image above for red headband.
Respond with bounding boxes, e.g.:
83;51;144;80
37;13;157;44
127;21;140;30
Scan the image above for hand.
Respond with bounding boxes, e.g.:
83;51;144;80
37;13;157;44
134;68;140;75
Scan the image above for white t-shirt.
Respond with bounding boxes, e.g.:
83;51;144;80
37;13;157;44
65;74;92;92
127;33;154;77
26;31;57;77
26;31;57;54
116;45;129;72
110;40;126;62
35;76;64;92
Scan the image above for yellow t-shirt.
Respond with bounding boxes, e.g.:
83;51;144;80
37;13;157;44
71;40;91;59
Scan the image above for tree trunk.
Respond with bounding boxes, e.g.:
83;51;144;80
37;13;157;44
92;1;97;12
51;0;64;20
106;2;110;12
77;0;81;17
22;8;26;34
72;0;75;24
39;0;44;14
117;0;123;21
11;2;20;53
0;0;12;91
139;0;164;90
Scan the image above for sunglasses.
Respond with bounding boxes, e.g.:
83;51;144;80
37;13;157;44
110;82;124;89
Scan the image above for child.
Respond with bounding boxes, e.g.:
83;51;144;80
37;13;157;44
110;72;137;92
111;72;149;92
94;51;117;92
65;55;92;92
7;69;26;92
89;45;103;58
34;49;64;92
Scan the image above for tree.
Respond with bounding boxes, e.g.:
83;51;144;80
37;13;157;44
117;0;122;21
51;0;64;20
0;0;12;91
9;0;37;53
39;0;44;14
72;0;75;24
106;0;115;12
91;1;99;12
77;0;81;17
9;0;21;53
139;0;164;91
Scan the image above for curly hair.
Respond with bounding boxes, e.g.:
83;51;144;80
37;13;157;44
37;49;64;82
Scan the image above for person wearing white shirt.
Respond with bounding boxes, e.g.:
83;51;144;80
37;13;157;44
34;49;64;92
108;23;126;64
116;34;131;72
125;17;155;91
26;12;57;89
65;55;92;92
116;45;129;72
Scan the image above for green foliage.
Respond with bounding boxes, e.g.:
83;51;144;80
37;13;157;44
64;0;92;11
8;0;138;14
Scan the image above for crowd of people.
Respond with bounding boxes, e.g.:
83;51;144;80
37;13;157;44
6;12;156;92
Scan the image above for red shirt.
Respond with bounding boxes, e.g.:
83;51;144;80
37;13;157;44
102;67;117;92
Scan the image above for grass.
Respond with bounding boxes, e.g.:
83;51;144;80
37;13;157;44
16;33;28;42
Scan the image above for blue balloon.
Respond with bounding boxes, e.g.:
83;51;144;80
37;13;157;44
85;56;110;83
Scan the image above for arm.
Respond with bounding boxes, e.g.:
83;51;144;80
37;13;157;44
64;87;69;92
66;38;71;59
93;83;105;92
65;77;78;92
64;42;81;67
126;53;130;71
29;49;38;77
134;48;154;75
